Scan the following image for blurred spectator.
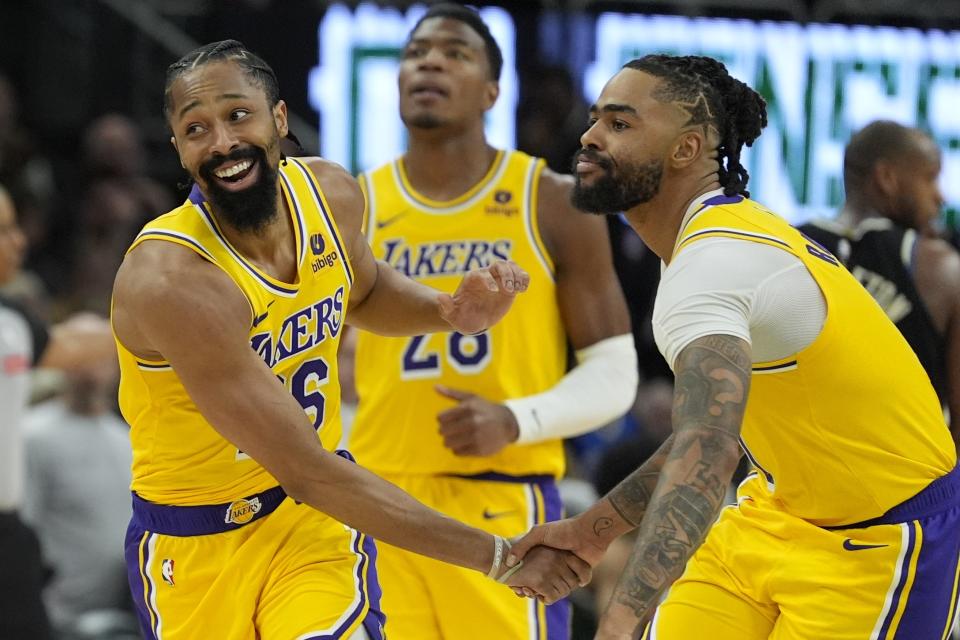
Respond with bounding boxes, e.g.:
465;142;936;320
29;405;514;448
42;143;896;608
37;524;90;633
0;183;116;640
0;183;53;640
22;357;132;635
69;113;173;314
0;72;56;289
516;63;587;174
801;121;960;441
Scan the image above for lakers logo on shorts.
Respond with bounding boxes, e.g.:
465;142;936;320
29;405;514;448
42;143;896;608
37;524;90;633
224;497;262;525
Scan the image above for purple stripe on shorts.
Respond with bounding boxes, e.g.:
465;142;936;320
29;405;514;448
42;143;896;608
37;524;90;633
124;521;156;640
538;479;571;640
360;533;386;640
306;450;385;639
301;530;367;639
878;523;918;639
892;505;960;639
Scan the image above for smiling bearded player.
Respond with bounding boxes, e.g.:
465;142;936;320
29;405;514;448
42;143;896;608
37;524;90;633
110;40;590;640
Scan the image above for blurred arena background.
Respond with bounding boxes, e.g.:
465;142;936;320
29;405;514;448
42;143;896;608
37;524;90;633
3;1;960;638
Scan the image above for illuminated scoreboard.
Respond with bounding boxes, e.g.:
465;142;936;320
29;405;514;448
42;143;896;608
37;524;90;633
311;6;960;222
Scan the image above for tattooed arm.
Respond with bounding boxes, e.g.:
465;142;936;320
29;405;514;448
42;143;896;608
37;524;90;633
505;435;676;573
595;334;749;639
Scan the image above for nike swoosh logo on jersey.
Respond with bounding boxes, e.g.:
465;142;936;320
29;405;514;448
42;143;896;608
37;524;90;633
843;539;888;551
376;212;409;229
483;509;517;520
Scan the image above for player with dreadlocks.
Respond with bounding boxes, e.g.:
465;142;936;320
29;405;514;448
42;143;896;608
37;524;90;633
112;39;590;640
509;54;960;639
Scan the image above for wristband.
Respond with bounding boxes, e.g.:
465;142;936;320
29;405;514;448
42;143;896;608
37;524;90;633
495;560;525;584
486;535;506;579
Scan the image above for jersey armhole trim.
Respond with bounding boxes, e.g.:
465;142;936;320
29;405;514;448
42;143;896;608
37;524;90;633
120;231;257;362
524;157;555;280
358;172;375;244
288;157;355;286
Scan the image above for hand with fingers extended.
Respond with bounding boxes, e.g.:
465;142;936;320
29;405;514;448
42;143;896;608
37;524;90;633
497;545;592;605
507;517;609;571
435;385;519;456
437;260;529;336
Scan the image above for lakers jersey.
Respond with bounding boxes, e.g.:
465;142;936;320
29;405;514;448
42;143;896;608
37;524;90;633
672;194;956;526
350;150;567;478
115;158;353;506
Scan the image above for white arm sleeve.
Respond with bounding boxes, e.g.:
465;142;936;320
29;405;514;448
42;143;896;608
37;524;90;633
505;333;638;444
653;238;827;370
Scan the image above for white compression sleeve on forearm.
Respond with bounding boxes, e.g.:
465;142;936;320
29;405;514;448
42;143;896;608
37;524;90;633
505;333;638;444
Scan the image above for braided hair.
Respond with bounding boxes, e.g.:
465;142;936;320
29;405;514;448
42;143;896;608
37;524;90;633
624;55;767;197
162;39;303;150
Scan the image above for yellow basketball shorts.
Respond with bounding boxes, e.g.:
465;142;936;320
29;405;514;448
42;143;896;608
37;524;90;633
642;467;960;640
374;472;569;640
124;455;384;640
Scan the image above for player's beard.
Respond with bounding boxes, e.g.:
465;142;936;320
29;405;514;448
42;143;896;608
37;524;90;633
198;144;279;233
571;147;664;215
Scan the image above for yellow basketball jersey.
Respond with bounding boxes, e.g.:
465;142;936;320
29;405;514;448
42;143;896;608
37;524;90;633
116;158;353;506
350;150;567;477
673;195;956;526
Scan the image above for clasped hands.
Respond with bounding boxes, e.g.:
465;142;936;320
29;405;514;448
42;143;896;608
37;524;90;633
492;517;607;604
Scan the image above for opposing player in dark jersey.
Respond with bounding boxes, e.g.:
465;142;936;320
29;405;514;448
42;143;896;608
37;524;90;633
801;121;960;445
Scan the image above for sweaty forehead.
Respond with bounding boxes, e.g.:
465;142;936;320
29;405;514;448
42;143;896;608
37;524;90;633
410;17;486;51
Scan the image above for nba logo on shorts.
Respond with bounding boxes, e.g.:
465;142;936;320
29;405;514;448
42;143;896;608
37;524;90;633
161;559;175;586
224;497;262;525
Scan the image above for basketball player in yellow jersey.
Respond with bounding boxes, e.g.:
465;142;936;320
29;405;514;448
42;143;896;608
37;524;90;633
110;40;591;640
509;55;960;640
349;5;636;639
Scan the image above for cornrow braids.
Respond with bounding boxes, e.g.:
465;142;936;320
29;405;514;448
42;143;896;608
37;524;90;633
624;55;767;197
164;40;279;120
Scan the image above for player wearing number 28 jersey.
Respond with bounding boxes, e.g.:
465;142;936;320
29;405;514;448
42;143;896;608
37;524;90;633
348;5;636;639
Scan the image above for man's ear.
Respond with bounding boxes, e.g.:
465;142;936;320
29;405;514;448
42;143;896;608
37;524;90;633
873;161;899;199
482;81;500;113
671;129;704;169
274;100;289;138
170;136;185;169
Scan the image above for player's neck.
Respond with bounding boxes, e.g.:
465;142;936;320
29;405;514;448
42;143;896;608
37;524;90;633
403;126;498;201
841;197;884;226
624;174;721;264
